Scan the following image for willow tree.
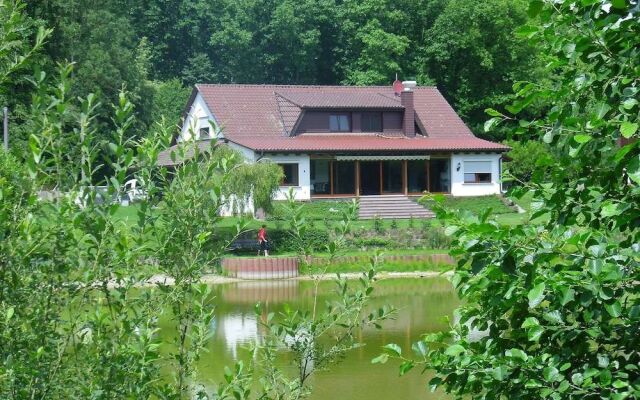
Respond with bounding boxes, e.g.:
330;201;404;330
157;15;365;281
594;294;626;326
208;145;283;215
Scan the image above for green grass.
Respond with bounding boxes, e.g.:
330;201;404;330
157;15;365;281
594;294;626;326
440;195;516;215
268;200;353;221
302;257;452;274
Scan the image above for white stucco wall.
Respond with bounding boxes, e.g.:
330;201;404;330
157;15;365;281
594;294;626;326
450;153;503;196
261;154;311;201
179;92;219;142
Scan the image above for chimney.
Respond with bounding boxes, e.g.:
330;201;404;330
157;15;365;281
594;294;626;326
400;81;416;137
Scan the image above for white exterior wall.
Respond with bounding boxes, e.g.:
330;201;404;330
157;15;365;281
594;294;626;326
179;93;218;142
261;154;311;201
450;153;503;196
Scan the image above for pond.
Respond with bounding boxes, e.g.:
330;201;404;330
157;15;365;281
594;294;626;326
159;277;458;399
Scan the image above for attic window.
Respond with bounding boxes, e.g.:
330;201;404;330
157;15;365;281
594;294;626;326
199;127;211;140
361;112;382;132
329;114;350;132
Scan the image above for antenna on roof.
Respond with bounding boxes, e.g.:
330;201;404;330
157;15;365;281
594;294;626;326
392;74;403;96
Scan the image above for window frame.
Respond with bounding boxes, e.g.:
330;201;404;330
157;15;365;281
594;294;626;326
199;126;211;140
329;113;351;132
361;112;383;132
278;163;299;187
463;160;493;184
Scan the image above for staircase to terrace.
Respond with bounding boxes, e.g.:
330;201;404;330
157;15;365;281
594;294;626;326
358;195;435;219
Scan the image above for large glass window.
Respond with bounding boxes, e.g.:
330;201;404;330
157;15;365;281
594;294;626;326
278;163;299;186
464;161;492;183
310;160;330;194
407;160;427;193
429;159;450;192
332;161;356;194
329;114;350;132
382;161;403;193
361;112;382;132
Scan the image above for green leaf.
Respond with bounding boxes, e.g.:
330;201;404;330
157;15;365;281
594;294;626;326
383;343;402;356
628;155;640;184
528;283;546;308
605;301;622;318
571;372;584;386
620;121;638;138
593;103;611;120
515;25;539;38
492;365;508;381
371;353;389;364
521;317;540;328
528;326;544;342
399;361;414;376
573;134;592;144
601;202;623;217
445;344;465;357
484;117;500;132
506;348;528;361
5;307;14;322
527;0;544;17
611;0;627;9
543;366;560;382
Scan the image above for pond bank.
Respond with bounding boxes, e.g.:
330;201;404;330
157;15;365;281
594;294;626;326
119;270;453;288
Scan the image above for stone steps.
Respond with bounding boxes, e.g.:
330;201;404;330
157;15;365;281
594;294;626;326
358;195;434;219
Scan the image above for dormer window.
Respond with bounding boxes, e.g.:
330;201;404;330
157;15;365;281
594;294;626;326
329;114;350;132
199;127;211;140
361;112;382;132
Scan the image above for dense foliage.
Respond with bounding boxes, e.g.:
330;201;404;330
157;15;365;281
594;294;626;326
379;0;640;398
1;3;393;398
1;0;545;145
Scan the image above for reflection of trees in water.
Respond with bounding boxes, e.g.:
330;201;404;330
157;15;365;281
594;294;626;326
209;278;457;362
212;312;260;360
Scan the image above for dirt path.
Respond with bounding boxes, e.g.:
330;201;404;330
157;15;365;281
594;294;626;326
123;270;452;288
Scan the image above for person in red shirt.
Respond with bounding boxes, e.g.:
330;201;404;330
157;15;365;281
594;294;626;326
257;224;269;257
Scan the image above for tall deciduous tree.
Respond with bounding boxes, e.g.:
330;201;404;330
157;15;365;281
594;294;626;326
418;0;540;138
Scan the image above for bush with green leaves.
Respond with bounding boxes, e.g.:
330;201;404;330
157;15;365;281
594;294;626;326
504;139;555;184
378;1;640;398
1;6;393;398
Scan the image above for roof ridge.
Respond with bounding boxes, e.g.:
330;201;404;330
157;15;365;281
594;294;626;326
196;83;438;89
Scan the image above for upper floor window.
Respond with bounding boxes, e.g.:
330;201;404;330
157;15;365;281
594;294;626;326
199;126;211;140
329;114;350;132
361;112;382;132
464;161;492;183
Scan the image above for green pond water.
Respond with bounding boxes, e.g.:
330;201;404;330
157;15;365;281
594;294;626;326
160;277;457;399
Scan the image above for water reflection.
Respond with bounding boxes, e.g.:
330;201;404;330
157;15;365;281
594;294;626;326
164;277;458;400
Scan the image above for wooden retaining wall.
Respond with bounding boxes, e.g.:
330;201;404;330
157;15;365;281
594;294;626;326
222;257;299;280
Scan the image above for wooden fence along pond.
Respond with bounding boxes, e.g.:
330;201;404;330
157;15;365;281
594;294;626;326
221;253;453;280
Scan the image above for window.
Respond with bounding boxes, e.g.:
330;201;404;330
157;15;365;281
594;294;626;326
361;112;382;132
464;161;492;183
199;126;211;139
329;114;350;132
279;163;299;186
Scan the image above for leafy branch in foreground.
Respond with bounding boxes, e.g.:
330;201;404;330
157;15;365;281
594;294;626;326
379;1;639;399
213;192;394;400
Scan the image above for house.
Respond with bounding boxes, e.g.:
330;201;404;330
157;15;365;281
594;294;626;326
159;81;509;203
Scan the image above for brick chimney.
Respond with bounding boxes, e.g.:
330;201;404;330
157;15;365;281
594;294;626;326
400;81;416;137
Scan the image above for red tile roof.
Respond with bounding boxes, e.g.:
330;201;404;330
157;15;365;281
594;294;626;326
276;91;403;109
227;135;510;152
186;84;506;153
